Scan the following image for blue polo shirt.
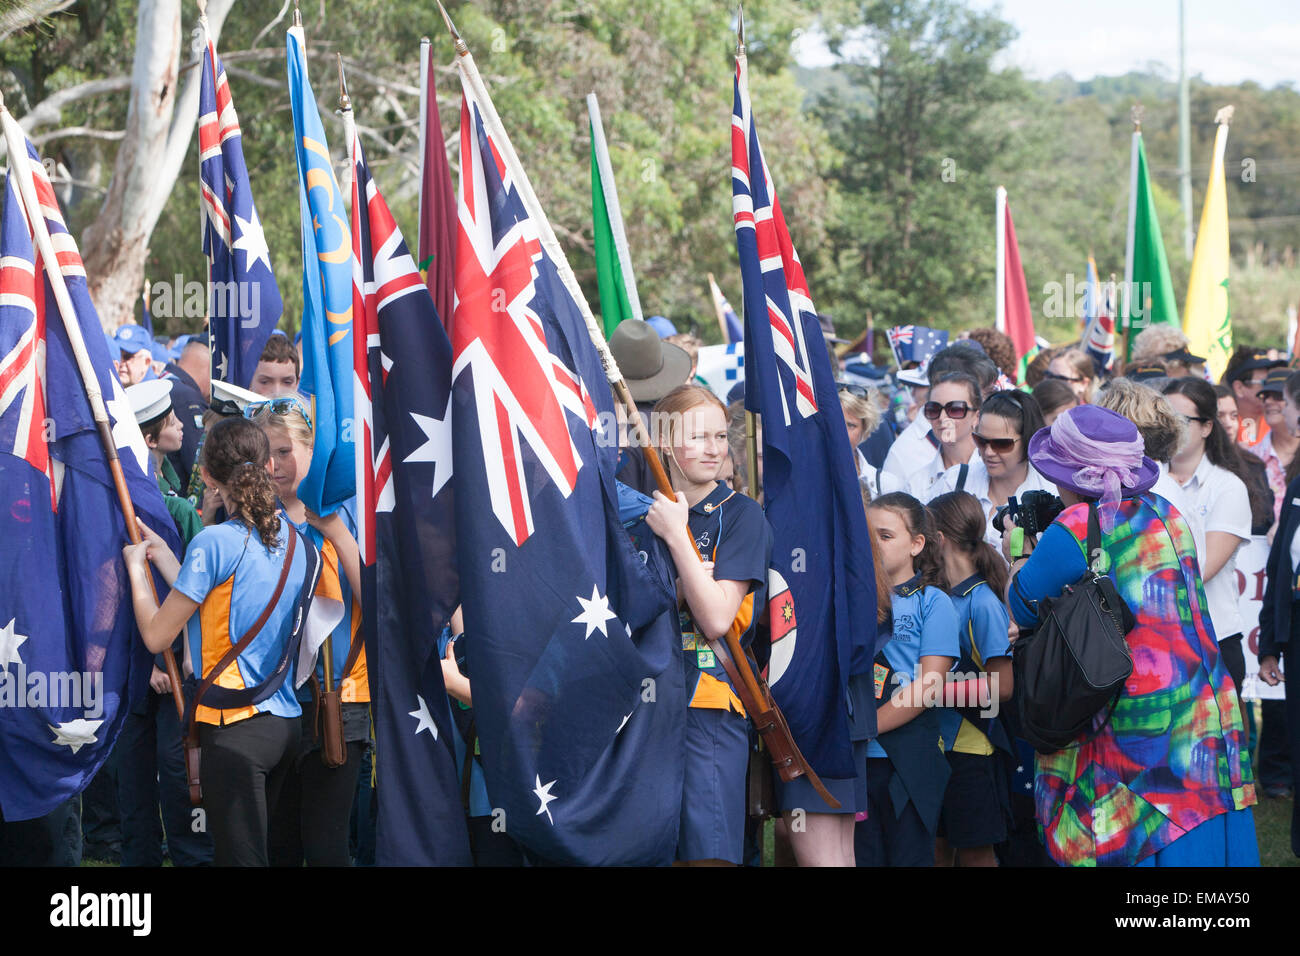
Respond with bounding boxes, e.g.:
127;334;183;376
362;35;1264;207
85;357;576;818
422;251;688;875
671;482;773;713
938;574;1010;755
174;518;310;725
867;574;959;757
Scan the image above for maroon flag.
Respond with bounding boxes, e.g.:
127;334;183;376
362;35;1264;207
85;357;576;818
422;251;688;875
418;37;456;328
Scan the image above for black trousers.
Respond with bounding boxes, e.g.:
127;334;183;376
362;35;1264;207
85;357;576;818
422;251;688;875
268;737;366;867
80;754;121;861
0;795;81;866
855;757;933;867
117;689;213;867
1259;698;1292;788
197;714;299;867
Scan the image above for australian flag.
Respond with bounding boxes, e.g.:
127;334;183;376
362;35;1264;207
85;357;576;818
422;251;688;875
451;61;684;864
0;130;181;821
348;123;470;865
199;25;283;390
732;50;878;790
889;324;948;369
288;23;354;515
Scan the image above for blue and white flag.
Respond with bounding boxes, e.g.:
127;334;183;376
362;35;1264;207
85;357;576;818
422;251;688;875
288;22;354;514
200;22;283;391
732;48;878;791
0;127;180;821
450;51;684;865
696;341;744;400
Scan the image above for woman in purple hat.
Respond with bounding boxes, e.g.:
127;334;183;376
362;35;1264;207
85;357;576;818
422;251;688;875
1005;404;1257;867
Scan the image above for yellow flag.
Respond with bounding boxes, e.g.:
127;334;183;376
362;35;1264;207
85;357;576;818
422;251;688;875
1183;110;1233;381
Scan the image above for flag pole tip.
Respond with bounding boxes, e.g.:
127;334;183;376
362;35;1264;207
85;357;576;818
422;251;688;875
1215;104;1234;125
737;5;746;53
436;1;461;42
292;0;301;27
337;53;351;110
196;0;207;17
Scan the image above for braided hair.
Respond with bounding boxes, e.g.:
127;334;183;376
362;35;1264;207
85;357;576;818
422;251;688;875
200;417;281;549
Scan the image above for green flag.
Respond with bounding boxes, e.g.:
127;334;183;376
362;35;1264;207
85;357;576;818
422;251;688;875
589;94;641;337
1122;133;1179;358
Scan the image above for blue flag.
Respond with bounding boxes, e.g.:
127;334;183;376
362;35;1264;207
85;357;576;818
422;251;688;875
731;52;878;788
287;23;354;514
450;69;684;864
0;137;181;821
348;123;471;865
200;27;284;391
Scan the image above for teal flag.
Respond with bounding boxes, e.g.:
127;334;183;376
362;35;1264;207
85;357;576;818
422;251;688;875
287;23;354;513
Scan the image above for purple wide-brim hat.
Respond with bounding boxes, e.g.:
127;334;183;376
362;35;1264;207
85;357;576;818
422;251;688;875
1027;404;1159;498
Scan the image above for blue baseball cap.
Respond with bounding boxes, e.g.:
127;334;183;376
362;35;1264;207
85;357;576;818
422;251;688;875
645;315;677;339
148;340;172;364
114;323;152;356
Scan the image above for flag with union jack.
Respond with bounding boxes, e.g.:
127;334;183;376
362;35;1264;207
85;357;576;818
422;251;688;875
450;49;684;864
199;20;283;390
732;47;878;798
0;120;180;820
348;120;470;865
1082;256;1116;372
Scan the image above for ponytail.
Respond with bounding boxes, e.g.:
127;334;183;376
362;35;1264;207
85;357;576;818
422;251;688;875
201;417;281;549
928;491;1009;596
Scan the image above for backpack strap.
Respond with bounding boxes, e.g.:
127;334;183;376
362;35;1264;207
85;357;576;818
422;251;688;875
1086;502;1103;573
956;463;969;492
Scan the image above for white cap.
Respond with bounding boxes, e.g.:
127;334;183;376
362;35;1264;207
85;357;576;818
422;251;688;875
897;358;931;388
210;379;266;416
125;379;174;426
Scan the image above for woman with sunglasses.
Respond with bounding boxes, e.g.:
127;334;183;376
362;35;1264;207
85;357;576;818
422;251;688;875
1044;347;1097;404
839;383;903;500
904;373;981;502
244;396;369;866
1162;377;1255;697
1249;367;1300;523
924;390;1055;553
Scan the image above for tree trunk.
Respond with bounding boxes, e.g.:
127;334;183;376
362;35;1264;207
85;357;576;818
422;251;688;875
78;0;235;329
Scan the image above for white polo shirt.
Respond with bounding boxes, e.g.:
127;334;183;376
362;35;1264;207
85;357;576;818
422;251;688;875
905;446;978;503
924;456;1057;555
1173;454;1251;641
857;449;906;500
881;414;938;483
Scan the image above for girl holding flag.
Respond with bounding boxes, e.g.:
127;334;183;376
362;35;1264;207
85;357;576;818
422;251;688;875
646;385;773;866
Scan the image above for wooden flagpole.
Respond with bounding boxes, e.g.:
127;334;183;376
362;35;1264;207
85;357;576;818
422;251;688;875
0;95;187;721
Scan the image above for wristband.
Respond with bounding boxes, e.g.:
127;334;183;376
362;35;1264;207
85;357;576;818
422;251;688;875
1009;526;1026;561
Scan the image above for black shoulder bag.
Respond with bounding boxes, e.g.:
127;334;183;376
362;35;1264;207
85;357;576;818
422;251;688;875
1011;503;1135;754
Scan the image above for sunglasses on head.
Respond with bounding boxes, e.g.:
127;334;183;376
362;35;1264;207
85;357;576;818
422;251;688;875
972;432;1018;453
923;400;972;421
1044;371;1084;384
837;382;870;398
243;395;314;431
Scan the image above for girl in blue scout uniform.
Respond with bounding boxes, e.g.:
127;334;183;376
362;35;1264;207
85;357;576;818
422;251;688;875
246;396;369;867
856;492;958;867
645;385;773;866
927;491;1014;867
122;417;317;867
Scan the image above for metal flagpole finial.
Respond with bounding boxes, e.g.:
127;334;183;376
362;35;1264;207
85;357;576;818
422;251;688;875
436;1;467;54
292;0;301;28
337;53;351;111
737;5;746;55
196;0;207;18
1131;103;1144;131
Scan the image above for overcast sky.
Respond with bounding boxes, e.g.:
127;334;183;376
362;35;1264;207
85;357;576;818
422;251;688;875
794;0;1300;88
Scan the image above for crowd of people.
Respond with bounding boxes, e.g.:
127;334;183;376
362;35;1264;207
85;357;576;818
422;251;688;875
3;313;1297;868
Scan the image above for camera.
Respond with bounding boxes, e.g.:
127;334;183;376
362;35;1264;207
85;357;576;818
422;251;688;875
993;490;1065;538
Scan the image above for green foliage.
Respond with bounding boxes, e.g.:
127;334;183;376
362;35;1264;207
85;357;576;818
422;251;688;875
2;0;1298;350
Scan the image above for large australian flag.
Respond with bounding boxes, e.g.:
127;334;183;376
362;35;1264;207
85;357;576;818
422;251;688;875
0;129;181;821
199;24;283;390
451;59;684;865
731;51;878;789
349;121;470;865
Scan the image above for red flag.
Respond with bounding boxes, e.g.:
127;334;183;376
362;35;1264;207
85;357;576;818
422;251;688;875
1002;201;1036;363
418;38;456;329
